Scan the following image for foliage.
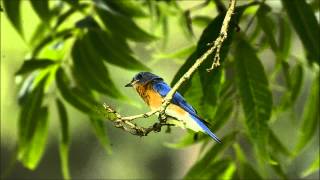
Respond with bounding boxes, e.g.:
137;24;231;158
2;0;319;179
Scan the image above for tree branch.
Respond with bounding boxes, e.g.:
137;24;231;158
102;0;237;136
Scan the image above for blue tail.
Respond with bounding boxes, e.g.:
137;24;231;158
191;115;221;143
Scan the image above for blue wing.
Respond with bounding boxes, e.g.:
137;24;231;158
152;81;221;143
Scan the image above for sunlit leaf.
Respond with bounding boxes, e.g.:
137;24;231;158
54;4;88;30
56;99;70;179
71;38;123;99
30;0;50;23
278;17;292;60
301;153;320;177
282;0;320;64
15;59;56;75
90;118;112;154
19;106;49;170
3;0;23;36
295;73;319;154
32;28;74;57
96;6;156;42
235;37;273;160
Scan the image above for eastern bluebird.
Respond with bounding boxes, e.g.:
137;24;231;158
125;72;221;143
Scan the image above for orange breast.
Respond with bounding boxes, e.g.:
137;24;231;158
135;83;163;109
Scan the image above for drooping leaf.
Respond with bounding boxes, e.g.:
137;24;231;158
19;106;49;170
54;4;88;30
295;73;319;154
234;37;273;160
185;132;237;179
282;0;320;64
86;29;149;70
90;118;112;154
30;0;50;23
75;16;100;29
3;0;23;36
278;16;292;60
55;67;97;114
179;10;194;39
301;153;320;177
15;59;56;75
270;155;288;180
56;99;70;179
256;4;278;53
71;37;123;99
187;159;232;179
96;6;156;42
18;76;48;168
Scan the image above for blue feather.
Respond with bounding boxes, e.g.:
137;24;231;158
152;81;221;143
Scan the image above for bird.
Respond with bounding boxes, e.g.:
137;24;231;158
125;72;221;143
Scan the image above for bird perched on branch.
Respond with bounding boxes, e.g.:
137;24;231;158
125;72;221;143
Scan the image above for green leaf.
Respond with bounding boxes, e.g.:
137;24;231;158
281;0;320;64
96;7;156;42
18;78;46;166
257;4;278;53
3;0;23;36
86;29;148;70
301;153;320;177
55;67;97;114
278;17;292;60
270;155;288;180
164;132;207;148
188;159;232;179
71;37;123;99
192;16;212;28
155;45;196;60
32;28;73;57
15;59;56;75
234;37;273;160
295;73;319;154
185;132;237;179
19;106;49;169
90;118;112;154
179;10;194;39
268;128;291;156
56;99;70;179
30;0;50;23
100;0;147;17
54;4;88;30
233;143;263;180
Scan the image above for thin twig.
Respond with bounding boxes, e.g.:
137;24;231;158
102;0;237;137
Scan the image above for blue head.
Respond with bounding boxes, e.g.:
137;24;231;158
125;72;163;87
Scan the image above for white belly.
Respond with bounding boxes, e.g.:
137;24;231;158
165;107;204;133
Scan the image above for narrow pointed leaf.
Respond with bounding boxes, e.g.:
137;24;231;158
30;0;50;23
55;67;97;114
269;128;291;156
86;29;148;70
235;38;273;160
3;0;23;36
96;7;156;42
302;153;320;177
15;59;56;75
185;132;237;178
56;99;70;179
101;0;147;17
295;73;319;153
19;106;49;170
71;38;123;99
90;118;112;154
282;0;320;64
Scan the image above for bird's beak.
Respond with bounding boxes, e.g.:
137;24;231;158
125;80;138;87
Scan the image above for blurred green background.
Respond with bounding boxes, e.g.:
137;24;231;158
1;0;319;179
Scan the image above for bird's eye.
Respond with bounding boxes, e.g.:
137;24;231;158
137;74;143;79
